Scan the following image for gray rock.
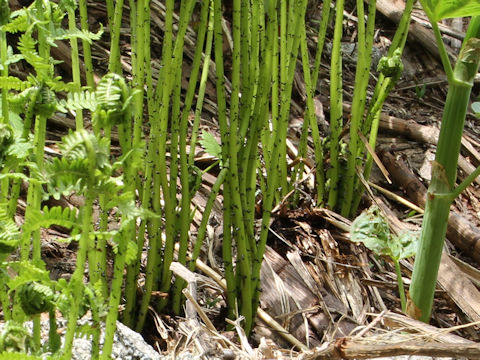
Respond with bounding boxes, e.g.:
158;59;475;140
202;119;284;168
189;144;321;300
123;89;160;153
71;321;162;360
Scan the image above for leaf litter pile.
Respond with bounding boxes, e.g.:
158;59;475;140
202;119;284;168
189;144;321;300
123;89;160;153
12;0;480;358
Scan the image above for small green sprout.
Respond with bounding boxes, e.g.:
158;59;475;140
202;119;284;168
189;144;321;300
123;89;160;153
351;205;418;312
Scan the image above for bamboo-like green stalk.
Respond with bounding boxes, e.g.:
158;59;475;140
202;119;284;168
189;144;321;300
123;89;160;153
67;3;83;129
327;0;344;209
156;0;195;314
134;0;175;326
409;23;480;321
124;0;150;328
0;0;10;206
0;0;8;125
252;0;308;332
63;140;96;359
341;0;376;217
292;0;330;204
212;0;236;323
188;0;214;168
189;166;227;270
171;0;207;314
22;1;52;349
225;0;253;332
299;21;324;203
350;0;414;214
108;0;123;74
78;0;95;89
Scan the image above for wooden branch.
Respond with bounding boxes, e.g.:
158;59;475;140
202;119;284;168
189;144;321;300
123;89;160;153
375;0;456;61
381;150;480;262
305;339;480;359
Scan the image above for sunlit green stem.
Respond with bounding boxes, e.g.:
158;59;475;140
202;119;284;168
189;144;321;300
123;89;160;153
108;0;123;74
63;152;96;359
172;0;207;314
327;0;344;209
78;0;95;88
67;5;83;129
409;32;480;322
212;0;236;323
394;260;406;312
341;0;376;217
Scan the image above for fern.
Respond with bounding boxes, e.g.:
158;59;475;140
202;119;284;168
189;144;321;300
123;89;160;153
57;90;97;113
7;261;51;293
2;9;28;33
0;76;29;91
46;157;88;199
23;206;79;235
110;233;138;266
59;129;111;170
17;33;51;73
0;204;20;255
48;26;103;44
45;77;86;93
95;73;135;126
0;322;33;354
0;353;44;360
7;86;37;115
17;281;55;315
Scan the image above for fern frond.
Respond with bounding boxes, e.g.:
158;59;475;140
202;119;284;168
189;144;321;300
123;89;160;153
0;353;44;360
75;323;96;339
45;77;85;92
59;130;111;170
23;206;79;235
0;76;29;91
6;138;32;160
57;90;97;113
7;261;50;293
0;203;20;253
4;46;24;67
17;33;51;72
0;321;34;354
46;157;88;198
2;9;28;33
17;281;55;315
48;25;103;44
8;86;37;115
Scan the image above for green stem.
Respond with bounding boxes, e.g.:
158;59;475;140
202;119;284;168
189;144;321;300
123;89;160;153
108;0;124;74
327;0;344;209
67;6;83;129
409;34;480;322
394;260;406;312
189;167;227;270
341;0;376;216
172;0;208;314
78;0;95;88
212;0;236;323
63;186;95;359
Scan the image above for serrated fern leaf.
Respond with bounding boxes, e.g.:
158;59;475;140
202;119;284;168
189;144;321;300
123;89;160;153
59;130;110;170
48;26;103;44
23;206;79;235
109;230;138;266
17;33;51;72
0;353;44;360
0;76;29;91
0;204;20;254
6;138;32;159
46;157;88;198
57;90;97;113
7;261;51;292
45;77;84;93
2;9;28;33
